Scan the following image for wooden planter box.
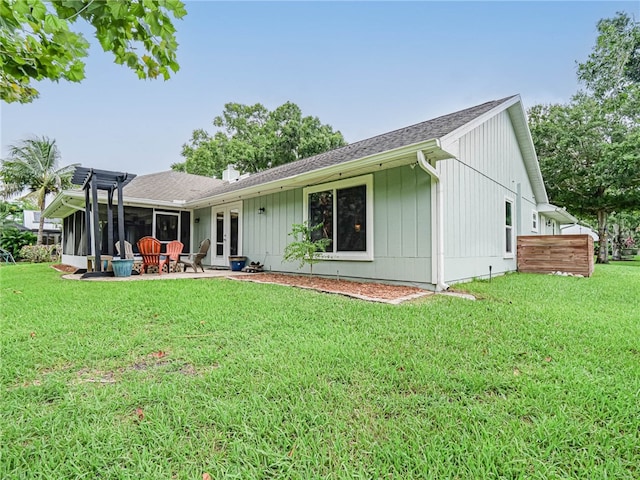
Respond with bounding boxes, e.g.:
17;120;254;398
517;235;594;277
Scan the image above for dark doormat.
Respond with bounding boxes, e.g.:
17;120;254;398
81;271;115;279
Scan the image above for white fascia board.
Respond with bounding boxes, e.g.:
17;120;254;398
43;190;191;219
537;203;578;224
43;190;84;218
186;139;442;208
440;95;520;145
507;100;549;204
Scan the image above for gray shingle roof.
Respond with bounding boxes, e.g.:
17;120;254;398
123;170;224;202
200;96;516;198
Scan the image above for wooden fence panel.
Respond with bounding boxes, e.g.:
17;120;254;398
517;235;594;277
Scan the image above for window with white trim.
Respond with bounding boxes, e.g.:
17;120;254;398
504;198;514;257
531;210;538;232
303;175;373;261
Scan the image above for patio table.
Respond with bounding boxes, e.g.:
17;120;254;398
87;255;113;272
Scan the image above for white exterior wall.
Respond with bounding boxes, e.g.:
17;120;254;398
23;210;61;231
440;110;540;283
539;215;559;235
60;254;89;269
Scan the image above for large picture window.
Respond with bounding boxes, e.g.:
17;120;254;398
304;175;373;261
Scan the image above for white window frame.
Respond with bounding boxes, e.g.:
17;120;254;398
531;210;538;233
303;174;374;261
504;196;515;258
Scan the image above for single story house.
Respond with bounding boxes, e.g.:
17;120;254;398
21;210;62;245
44;95;576;290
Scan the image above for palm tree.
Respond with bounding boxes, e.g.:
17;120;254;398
1;136;77;245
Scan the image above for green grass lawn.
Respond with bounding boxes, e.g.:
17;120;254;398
1;262;639;479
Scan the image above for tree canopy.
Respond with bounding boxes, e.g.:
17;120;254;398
529;12;640;263
577;12;640;99
529;96;640;215
0;136;77;244
0;198;37;230
172;101;347;178
1;0;187;103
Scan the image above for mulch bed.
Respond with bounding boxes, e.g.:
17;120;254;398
51;264;79;274
235;273;431;303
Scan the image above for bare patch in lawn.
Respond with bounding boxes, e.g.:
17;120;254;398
16;353;209;388
79;353;204;384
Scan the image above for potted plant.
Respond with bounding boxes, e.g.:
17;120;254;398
111;257;134;277
228;255;247;271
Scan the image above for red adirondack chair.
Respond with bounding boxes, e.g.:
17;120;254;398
164;240;184;273
137;236;168;275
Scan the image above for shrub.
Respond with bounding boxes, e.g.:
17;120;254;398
283;221;331;275
19;244;60;263
0;227;36;259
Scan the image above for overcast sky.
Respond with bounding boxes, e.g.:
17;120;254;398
2;1;638;176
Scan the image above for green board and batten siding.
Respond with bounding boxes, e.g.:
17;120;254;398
441;109;539;283
194;107;545;286
241;166;433;287
192;207;212;265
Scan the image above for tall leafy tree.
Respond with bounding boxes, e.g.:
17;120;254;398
1;136;77;244
577;12;640;101
529;97;640;263
1;0;187;103
172;101;347;177
529;12;640;263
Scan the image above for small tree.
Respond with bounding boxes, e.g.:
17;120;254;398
283;221;331;276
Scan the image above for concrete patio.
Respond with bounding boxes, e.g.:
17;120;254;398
62;268;254;282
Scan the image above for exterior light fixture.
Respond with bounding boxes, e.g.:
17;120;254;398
258;207;266;215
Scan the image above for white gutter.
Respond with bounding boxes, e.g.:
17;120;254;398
536;203;578;224
417;149;449;291
187;139;442;209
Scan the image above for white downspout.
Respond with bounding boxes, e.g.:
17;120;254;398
417;150;449;291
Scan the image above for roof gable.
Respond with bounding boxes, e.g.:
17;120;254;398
198;96;518;199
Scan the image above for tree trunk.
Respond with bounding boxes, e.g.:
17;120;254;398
611;222;622;260
596;210;609;264
37;200;46;246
